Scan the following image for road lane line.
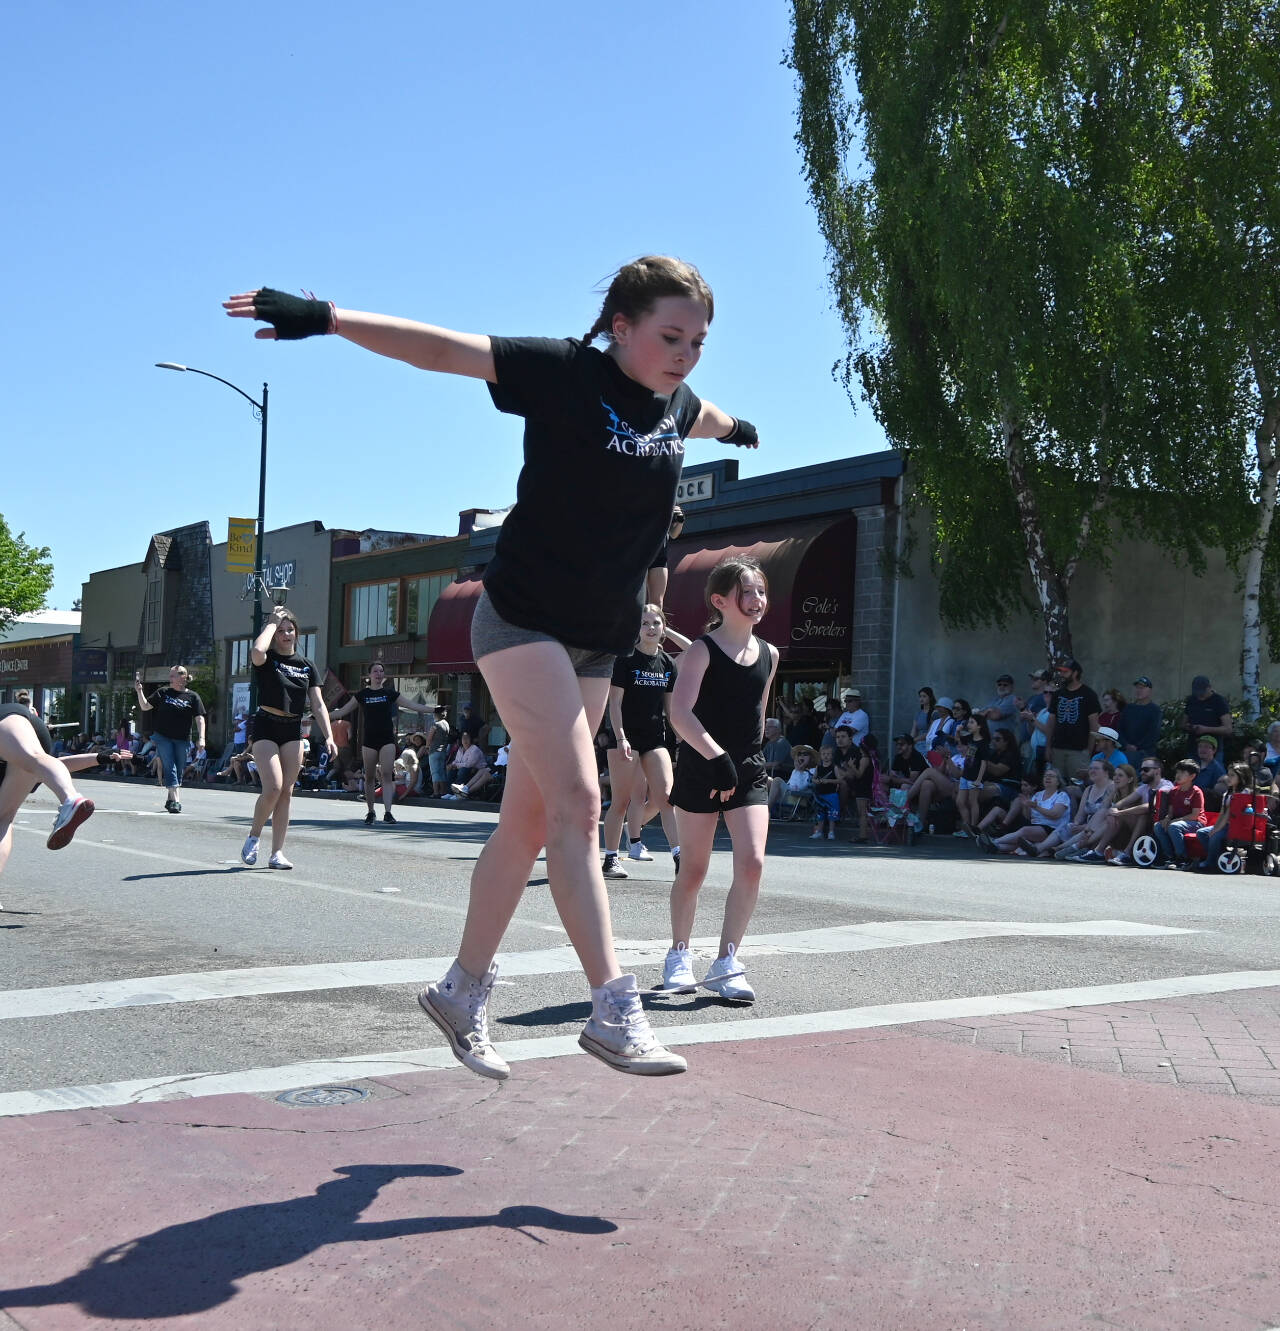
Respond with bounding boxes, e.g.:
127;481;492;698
2;968;1276;1118
0;920;1194;1020
11;825;567;933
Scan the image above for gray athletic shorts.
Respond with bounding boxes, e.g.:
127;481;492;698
471;589;615;680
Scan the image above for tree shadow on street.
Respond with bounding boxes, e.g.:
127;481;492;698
0;1162;617;1320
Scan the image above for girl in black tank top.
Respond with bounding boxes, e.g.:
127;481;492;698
662;557;777;1005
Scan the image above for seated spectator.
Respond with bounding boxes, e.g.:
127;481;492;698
776;695;822;749
977;674;1019;740
832;725;861;820
1089;726;1129;770
1182;675;1231;755
1059;762;1136;860
976;777;1037;844
1152;759;1207;863
762;717;792;781
923;698;957;754
835;689;870;745
976;728;1022;812
1192;735;1227;810
1041;758;1115;858
904;732;962;833
952;732;987;838
182;746;208;783
1097;688;1125;732
1192;763;1265;872
911;688;937;755
1117;675;1162;764
990;767;1071;855
769;744;816;817
888;733;926;790
1264;722;1280;777
444;732;490;800
1082;758;1173;865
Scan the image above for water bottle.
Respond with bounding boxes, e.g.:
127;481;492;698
928;822;936;835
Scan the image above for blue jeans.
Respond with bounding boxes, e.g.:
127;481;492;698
1153;818;1200;862
153;734;190;789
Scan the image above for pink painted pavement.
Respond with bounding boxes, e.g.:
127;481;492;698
2;991;1279;1331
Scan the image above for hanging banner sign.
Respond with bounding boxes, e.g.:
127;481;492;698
226;518;257;573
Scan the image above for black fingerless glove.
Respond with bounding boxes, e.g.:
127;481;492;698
97;751;114;769
253;288;334;340
708;751;738;792
717;417;759;448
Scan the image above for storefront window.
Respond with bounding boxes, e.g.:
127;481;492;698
142;576;162;653
347;581;400;642
406;574;451;636
229;637;252;674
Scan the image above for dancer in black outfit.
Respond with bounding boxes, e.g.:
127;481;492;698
225;256;759;1079
331;662;435;824
0;702;98;907
240;605;336;870
660;556;777;1003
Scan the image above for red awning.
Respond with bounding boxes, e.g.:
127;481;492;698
425;577;484;673
662;517;856;662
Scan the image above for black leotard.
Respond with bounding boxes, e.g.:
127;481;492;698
356;687;400;750
609;648;676;754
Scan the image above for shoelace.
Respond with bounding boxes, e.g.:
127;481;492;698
461;976;513;1048
602;989;661;1053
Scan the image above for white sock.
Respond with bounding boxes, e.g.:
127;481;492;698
671;845;680;857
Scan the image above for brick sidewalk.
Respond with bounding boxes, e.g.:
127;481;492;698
906;986;1280;1104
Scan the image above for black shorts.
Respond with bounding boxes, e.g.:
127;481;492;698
670;750;769;814
252;710;303;748
608;726;668;757
362;730;397;752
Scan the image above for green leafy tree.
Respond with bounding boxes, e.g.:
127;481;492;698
789;0;1252;661
0;514;54;630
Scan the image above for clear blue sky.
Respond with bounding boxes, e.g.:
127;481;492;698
4;2;887;611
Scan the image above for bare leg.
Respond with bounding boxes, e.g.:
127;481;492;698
362;747;379;815
602;748;640;852
454;643;620;989
716;803;769;958
378;743;397;813
0;717;78;806
670;809;719;945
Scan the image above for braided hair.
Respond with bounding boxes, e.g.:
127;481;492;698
582;255;715;345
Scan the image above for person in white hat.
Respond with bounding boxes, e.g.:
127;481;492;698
1089;725;1130;770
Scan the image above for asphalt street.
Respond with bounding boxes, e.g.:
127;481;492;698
4;771;1279;1104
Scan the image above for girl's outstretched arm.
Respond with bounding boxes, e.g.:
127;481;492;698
687;399;759;447
224;289;496;382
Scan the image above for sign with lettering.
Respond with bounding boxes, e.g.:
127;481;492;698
72;648;109;684
675;472;715;504
226;518;257;573
243;559;298;593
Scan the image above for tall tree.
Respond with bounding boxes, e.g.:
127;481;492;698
789;0;1251;661
0;515;54;630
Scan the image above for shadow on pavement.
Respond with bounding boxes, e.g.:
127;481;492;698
0;1163;617;1320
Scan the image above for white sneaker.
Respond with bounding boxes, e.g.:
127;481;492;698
602;853;629;880
827;828;837;840
268;851;293;870
701;943;755;1004
627;840;653;861
579;975;686;1075
418;963;510;1080
47;796;94;850
240;835;260;866
809;827;824;839
656;943;697;993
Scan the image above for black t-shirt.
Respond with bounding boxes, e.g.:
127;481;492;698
1054;684;1102;750
485;337;702;654
812;762;839;794
146;687;206;741
255;651;319;715
785;712;822;748
610;648;677;749
356;688;400;742
891;749;926;780
1185;691;1229;729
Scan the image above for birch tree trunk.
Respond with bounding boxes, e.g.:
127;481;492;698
1241;346;1279;720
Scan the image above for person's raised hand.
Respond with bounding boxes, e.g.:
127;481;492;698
224;289;334;340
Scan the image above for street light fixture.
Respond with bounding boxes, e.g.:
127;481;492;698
155;362;270;712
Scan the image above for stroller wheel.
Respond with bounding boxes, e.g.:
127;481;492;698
1132;835;1159;867
1217;849;1243;876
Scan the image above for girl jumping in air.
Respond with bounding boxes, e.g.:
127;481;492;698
659;555;777;1003
330;662;437;825
226;257;758;1078
241;605;337;870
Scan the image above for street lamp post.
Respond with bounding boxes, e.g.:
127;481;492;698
155;363;269;713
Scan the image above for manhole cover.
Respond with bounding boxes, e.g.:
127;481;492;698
276;1085;370;1107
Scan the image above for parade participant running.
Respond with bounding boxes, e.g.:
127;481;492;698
133;665;206;813
330;663;436;825
601;604;686;880
0;702;97;907
660;556;777;1003
226;258;758;1078
240;605;336;870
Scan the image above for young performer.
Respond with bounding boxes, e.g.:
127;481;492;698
601;604;685;880
240;605;336;869
660;556;777;1002
133;665;206;813
226;257;758;1078
0;702;98;907
330;662;436;824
